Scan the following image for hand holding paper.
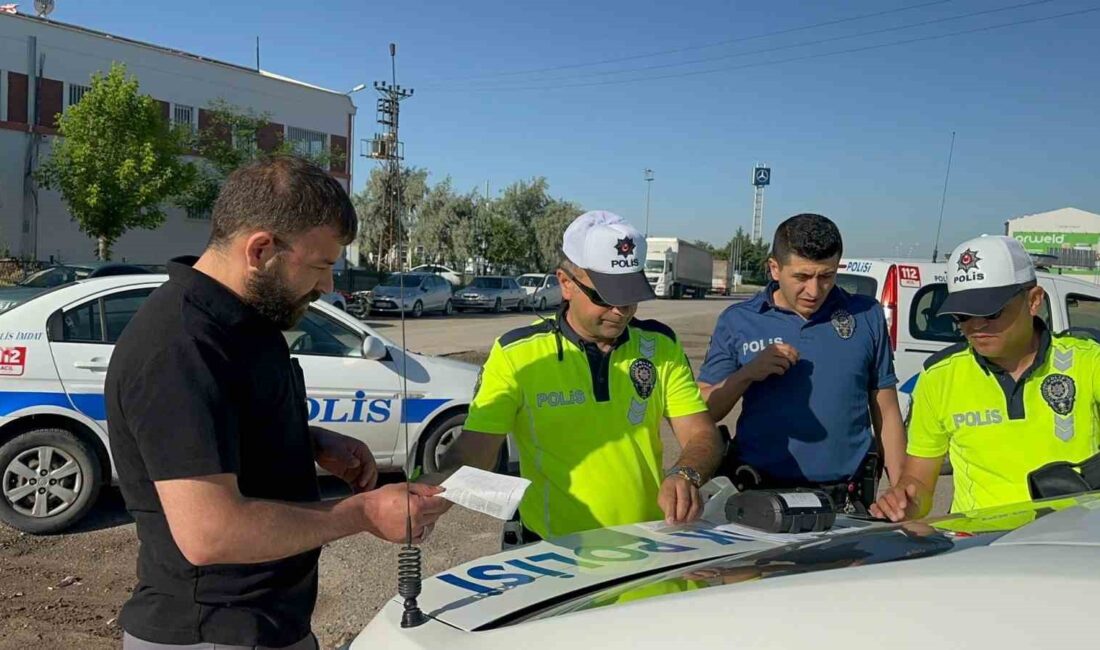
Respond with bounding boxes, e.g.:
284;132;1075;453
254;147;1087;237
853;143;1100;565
439;466;531;520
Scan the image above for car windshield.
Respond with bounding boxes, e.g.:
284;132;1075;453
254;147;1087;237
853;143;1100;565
379;274;426;288
518;276;544;288
644;259;665;273
472;277;503;289
18;266;92;288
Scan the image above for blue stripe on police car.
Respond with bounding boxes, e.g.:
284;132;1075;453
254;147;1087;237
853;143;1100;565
0;391;451;424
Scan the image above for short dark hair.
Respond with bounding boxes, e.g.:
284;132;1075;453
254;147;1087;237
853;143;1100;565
771;213;843;263
209;154;358;248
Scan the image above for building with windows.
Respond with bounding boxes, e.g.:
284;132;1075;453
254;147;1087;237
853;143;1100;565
0;12;355;264
1005;207;1100;275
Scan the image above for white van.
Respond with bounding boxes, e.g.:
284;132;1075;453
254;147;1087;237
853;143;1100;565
837;258;1100;416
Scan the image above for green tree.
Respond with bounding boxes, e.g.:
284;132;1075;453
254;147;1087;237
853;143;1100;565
410;179;480;269
353;166;429;270
533;199;581;271
35;63;194;260
174;100;340;221
721;227;770;284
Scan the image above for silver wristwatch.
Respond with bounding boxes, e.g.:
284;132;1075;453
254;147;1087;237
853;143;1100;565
665;466;702;489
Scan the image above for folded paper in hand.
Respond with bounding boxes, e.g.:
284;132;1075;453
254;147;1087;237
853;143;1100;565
439;466;531;520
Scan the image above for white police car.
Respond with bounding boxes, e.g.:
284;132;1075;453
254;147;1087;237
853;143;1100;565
349;490;1100;649
837;258;1100;417
0;274;488;534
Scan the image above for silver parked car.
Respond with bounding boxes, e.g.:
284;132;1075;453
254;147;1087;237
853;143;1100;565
369;273;454;317
517;273;563;311
453;276;528;313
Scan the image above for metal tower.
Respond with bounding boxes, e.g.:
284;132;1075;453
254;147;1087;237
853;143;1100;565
750;164;771;244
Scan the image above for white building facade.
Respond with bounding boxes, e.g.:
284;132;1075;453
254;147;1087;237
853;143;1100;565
1005;207;1100;273
0;12;355;264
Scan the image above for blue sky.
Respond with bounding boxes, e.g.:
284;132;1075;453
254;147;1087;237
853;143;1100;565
46;0;1100;257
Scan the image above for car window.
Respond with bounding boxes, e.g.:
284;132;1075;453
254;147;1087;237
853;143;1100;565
507;279;520;290
62;299;103;342
835;273;879;298
61;288;155;344
284;309;362;357
104;289;155;343
20;266;81;288
472;277;503;289
909;285;960;343
518;276;542;288
548;276;559;287
1066;293;1100;332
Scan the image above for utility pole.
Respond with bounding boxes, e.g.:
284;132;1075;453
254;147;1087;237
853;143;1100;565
643;169;654;237
365;43;413;272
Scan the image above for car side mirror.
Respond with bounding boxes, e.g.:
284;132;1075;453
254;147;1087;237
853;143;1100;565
361;336;388;361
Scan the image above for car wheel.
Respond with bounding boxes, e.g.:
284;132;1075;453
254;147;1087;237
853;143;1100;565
441;299;454;316
0;428;103;534
538;297;547;311
411;301;424;318
417;412;505;475
492;298;503;314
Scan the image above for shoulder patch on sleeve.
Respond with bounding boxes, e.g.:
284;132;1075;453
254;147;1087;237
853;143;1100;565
630;318;677;342
498;319;556;348
923;341;969;371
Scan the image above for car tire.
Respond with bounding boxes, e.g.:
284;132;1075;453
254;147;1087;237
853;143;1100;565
492;298;503;314
0;428;103;534
411;301;424;318
417;412;506;475
538;297;547;311
441;299;454;316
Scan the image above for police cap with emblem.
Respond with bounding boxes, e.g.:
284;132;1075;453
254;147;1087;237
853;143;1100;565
561;210;656;306
937;235;1036;318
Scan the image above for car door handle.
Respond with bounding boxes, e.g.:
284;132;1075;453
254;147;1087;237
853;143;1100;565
73;360;109;371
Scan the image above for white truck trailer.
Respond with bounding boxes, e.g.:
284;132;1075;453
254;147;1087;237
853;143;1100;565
645;237;713;299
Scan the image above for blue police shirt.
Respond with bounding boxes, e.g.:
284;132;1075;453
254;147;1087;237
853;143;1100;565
699;283;897;483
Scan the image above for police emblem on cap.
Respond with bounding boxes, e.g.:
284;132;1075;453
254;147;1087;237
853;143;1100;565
956;248;981;273
615;237;636;258
1041;374;1075;416
629;358;657;399
831;309;855;340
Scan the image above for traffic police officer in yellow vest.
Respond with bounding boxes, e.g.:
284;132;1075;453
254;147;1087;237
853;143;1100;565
873;235;1100;521
422;211;723;541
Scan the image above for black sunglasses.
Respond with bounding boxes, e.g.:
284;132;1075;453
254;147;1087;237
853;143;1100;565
562;269;612;308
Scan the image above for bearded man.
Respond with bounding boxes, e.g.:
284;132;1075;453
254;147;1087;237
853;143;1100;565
105;155;448;650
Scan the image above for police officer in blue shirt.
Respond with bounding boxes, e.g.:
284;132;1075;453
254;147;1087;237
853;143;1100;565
697;214;906;510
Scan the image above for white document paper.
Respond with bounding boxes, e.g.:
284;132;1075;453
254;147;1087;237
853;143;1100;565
778;492;824;508
439;465;532;520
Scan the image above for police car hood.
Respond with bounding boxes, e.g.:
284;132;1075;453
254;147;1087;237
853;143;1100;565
395;492;1100;633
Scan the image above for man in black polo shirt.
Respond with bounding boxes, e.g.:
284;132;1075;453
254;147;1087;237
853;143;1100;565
106;155;448;649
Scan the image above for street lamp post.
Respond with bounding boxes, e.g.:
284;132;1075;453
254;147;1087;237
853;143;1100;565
643;169;654;237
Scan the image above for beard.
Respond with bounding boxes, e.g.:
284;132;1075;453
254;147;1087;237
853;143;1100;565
245;261;320;330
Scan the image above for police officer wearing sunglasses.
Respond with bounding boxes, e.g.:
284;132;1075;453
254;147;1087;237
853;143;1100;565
421;211;722;543
873;235;1100;521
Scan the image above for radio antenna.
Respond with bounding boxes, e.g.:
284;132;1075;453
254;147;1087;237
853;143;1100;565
931;131;956;263
371;42;427;628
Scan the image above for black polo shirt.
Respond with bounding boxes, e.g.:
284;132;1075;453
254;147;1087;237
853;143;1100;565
106;258;320;647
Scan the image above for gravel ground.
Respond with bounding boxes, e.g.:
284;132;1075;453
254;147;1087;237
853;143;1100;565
0;300;952;649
